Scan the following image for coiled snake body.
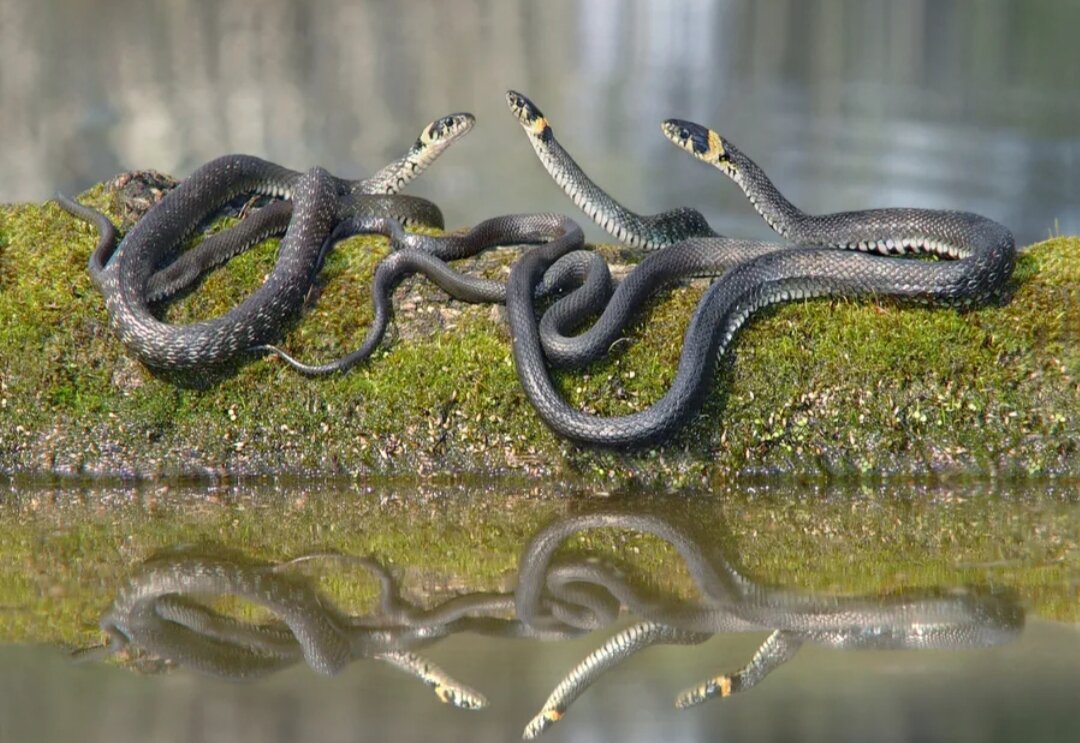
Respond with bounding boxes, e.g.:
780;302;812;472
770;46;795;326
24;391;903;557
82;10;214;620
257;212;614;375
505;91;1016;447
56;113;475;370
57;93;1017;450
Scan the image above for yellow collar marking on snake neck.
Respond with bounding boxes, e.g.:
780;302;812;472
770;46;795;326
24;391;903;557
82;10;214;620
708;129;728;161
529;116;550;137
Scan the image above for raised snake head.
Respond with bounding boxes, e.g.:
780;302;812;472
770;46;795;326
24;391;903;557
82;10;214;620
662;119;736;177
420;112;476;147
505;90;552;140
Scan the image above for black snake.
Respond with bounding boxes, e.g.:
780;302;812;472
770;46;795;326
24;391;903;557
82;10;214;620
504;91;1016;447
56;92;1016;450
55;113;475;370
257;212;620;375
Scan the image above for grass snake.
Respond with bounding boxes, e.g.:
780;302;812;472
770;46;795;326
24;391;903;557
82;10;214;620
55;93;1017;451
55;113;475;370
94;551;499;709
504;91;1016;447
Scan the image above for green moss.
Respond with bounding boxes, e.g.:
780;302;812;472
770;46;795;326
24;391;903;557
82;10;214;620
0;187;1077;482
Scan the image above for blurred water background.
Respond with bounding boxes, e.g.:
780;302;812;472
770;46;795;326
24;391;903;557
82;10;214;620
1;0;1078;244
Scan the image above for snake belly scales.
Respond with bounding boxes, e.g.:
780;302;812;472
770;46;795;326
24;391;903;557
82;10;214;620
56;92;1015;448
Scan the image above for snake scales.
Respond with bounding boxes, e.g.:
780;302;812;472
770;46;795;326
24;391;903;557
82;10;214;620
513;511;1022;738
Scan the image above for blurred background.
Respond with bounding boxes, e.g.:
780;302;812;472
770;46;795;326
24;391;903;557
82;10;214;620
1;0;1077;245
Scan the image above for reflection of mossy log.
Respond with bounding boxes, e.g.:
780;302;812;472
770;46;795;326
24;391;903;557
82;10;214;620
1;483;1076;648
1;176;1077;482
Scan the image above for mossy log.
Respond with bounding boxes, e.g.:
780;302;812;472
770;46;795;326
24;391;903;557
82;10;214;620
1;174;1077;484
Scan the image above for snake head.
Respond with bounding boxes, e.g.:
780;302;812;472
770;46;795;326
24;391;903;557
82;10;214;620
523;708;565;740
435;682;489;710
662;119;735;175
421;112;476;146
506;90;552;140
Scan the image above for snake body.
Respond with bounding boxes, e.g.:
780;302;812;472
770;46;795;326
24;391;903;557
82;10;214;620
260;212;614;375
56;113;474;370
141;194;444;304
505;92;1016;447
56;92;1017;452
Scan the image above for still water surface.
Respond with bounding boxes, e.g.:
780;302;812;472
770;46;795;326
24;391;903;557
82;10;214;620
0;480;1077;742
1;0;1078;244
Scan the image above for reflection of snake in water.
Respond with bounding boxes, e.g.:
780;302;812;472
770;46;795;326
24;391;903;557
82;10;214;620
84;512;1023;734
86;543;641;709
93;551;492;709
504;90;1016;447
55;113;474;370
514;512;1024;738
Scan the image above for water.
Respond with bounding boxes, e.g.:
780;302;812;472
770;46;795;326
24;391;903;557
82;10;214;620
1;0;1078;245
3;624;1078;742
0;480;1077;742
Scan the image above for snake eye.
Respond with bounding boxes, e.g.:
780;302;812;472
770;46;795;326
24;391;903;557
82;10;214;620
679;127;691;142
442;116;455;129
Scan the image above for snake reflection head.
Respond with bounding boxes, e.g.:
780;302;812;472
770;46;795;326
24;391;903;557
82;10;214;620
505;90;553;141
661;119;735;176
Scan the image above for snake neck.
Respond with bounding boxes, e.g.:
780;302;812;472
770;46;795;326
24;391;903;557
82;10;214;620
725;144;805;240
361;141;439;195
728;143;1016;274
527;129;715;250
359;113;474;195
